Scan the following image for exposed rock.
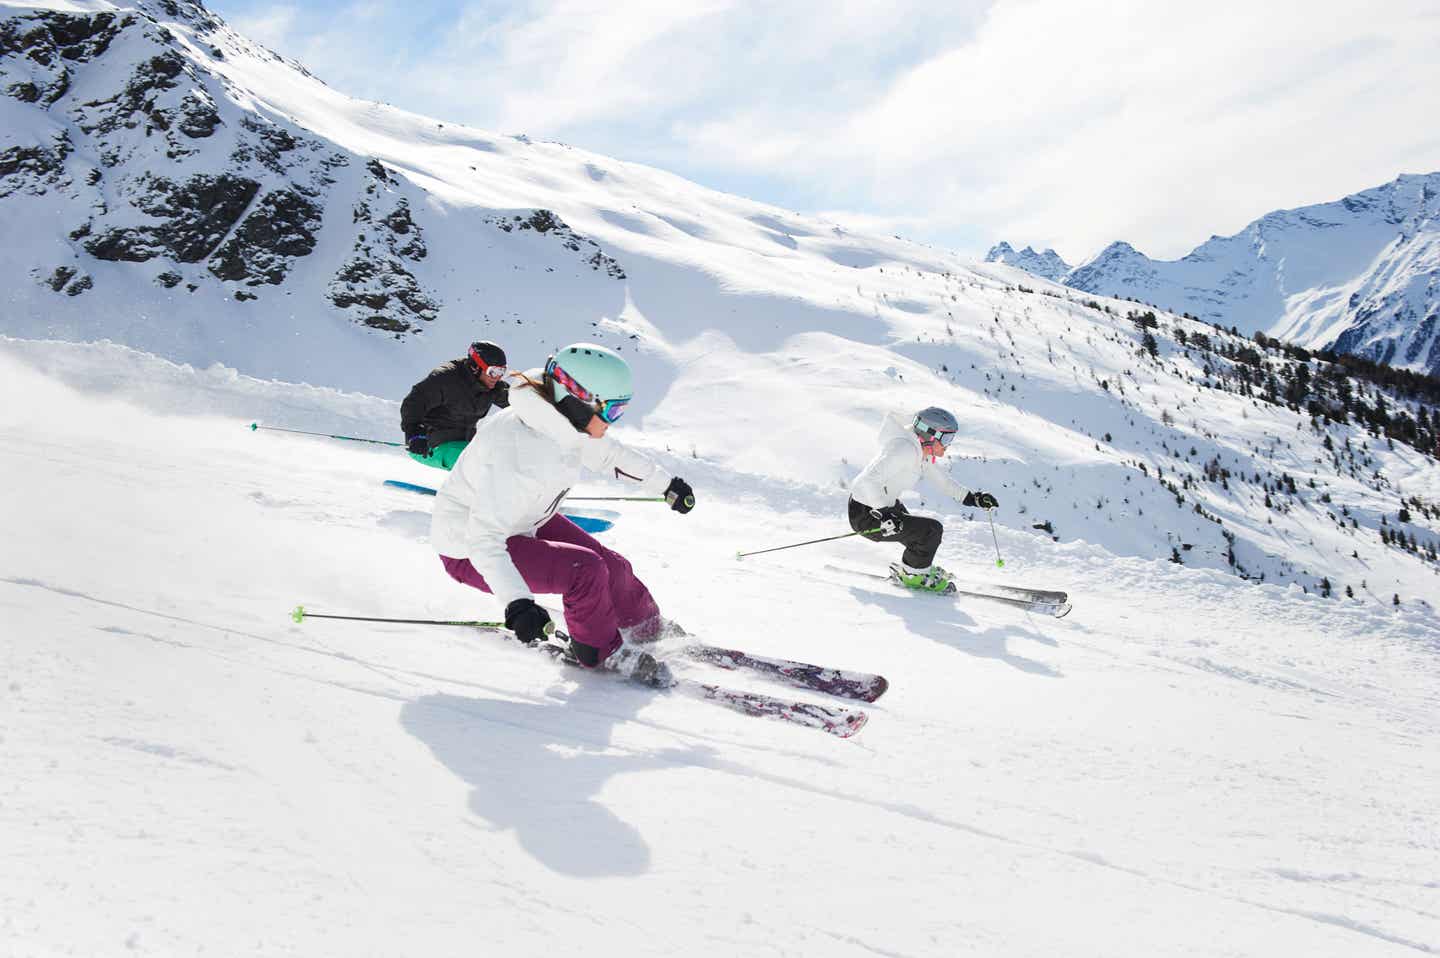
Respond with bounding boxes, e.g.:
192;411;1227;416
489;208;626;279
207;188;321;284
43;265;75;291
327;161;438;334
520;209;562;234
84;172;259;262
0;131;73;197
156;270;182;288
64;273;92;295
176;89;220;138
230;115;300;173
0;11;124;106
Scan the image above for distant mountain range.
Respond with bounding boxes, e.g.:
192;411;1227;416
981;242;1070;282
987;172;1440;377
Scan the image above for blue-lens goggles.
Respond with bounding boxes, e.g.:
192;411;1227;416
596;397;630;423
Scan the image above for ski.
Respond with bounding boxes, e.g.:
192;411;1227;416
952;580;1068;604
294;606;867;738
677;643;889;703
825;564;1072;618
948;586;1071;618
383;479;616;534
538;640;868;738
680;682;868;737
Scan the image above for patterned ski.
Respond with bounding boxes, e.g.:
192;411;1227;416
681;681;869;737
825;564;1072;618
539;640;869;738
678;643;889;703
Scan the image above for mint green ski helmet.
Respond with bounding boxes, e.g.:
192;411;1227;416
545;343;633;423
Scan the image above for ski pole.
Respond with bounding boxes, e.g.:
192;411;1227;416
250;422;403;447
291;605;505;629
987;509;1005;568
736;528;881;561
566;495;693;504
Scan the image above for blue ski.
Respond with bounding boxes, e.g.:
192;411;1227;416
383;479;616;534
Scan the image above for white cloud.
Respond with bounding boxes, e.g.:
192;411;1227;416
209;0;1440;263
227;3;297;50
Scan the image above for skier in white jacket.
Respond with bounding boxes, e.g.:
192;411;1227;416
848;406;998;592
429;343;694;670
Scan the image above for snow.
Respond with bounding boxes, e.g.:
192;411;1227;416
3;338;1439;957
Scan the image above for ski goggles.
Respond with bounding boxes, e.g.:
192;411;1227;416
917;425;956;447
547;359;631;424
469;346;506;378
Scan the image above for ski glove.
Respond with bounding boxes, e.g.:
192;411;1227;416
665;477;695;514
504;598;552;646
406;433;429;456
963;491;999;509
869;506;904;536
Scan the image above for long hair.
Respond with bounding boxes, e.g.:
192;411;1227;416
511;369;554;404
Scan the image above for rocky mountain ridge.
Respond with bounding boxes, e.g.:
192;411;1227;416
0;0;625;338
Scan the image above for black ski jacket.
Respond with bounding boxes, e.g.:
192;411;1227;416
400;359;510;447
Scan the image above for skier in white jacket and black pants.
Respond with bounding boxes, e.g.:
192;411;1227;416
848;406;998;592
429;343;694;670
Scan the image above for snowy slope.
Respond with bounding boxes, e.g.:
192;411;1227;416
1055;174;1440;376
4;337;1440;957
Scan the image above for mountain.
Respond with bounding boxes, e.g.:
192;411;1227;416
2;0;1437;590
984;241;1071;281
1054;174;1440;377
4;3;1440;952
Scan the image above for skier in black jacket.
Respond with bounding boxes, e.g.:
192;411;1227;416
401;341;510;469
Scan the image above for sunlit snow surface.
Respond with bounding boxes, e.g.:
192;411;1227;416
2;339;1438;957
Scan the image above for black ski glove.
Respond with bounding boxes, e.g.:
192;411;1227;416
868;506;904;536
963;491;999;509
406;433;429;456
664;477;695;514
504;598;552;646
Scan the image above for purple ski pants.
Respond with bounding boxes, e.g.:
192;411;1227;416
440;513;660;662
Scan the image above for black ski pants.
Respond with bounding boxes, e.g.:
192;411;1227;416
848;497;942;569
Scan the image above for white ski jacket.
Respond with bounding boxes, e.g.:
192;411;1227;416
430;377;673;609
850;412;971;509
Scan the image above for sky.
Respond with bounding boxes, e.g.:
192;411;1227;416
209;0;1440;265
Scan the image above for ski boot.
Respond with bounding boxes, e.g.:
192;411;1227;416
889;562;954;593
604;645;675;688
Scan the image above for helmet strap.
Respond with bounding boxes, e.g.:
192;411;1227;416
556;393;596;432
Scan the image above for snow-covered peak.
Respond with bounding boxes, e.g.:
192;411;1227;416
1061;172;1440;374
984;241;1071;282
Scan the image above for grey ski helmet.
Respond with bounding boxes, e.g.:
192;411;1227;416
913;406;958;450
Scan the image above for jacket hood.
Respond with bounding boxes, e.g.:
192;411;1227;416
879;411;918;447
